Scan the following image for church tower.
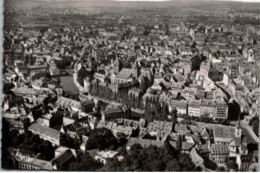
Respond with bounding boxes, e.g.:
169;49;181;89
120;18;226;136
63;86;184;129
235;115;242;138
113;55;122;73
132;61;140;79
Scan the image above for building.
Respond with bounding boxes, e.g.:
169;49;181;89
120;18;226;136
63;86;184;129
200;60;211;77
188;100;228;119
213;126;234;144
190;148;204;168
12;87;44;97
101;105;129;121
56;96;82;112
126;137;165;150
169;100;188;115
16;147;76;170
174;124;189;134
112;61;140;84
209;144;229;164
36;113;62;128
29;123;65;146
181;142;195;153
3;113;30;133
94;150;119;164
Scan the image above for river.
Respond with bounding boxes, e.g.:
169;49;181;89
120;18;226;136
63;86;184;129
59;76;78;95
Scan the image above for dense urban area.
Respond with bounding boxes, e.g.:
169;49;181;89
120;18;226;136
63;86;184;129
2;0;260;171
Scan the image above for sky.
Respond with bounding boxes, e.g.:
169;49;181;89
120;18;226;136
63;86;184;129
5;0;260;9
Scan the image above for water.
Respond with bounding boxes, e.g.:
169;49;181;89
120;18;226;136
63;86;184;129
59;76;78;95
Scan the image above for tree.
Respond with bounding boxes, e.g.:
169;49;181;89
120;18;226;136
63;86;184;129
2;119;11;150
3;82;15;94
216;166;226;172
105;157;121;171
251;120;259;136
226;160;238;171
166;159;182;171
249;116;259;136
39;141;55;160
68;161;81;171
10;129;19;139
178;153;196;171
68;152;103;171
86;128;118;150
148;160;166;171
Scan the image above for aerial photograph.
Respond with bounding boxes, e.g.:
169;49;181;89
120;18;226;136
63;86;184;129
1;0;260;171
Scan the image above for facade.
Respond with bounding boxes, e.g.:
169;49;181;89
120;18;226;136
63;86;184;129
188;100;228;119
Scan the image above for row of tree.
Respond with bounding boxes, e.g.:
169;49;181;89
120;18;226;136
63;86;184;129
104;141;200;171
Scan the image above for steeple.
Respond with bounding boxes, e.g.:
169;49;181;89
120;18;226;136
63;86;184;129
113;54;122;73
237;114;242;128
235;114;242;138
132;60;140;79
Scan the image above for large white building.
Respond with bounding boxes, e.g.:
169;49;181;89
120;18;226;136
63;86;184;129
188;99;228;119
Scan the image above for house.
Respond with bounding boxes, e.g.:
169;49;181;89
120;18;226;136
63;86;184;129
126;137;164;150
60;121;91;138
16;149;53;170
213;126;234;144
63;116;76;126
112;125;133;137
112;61;141;84
196;144;210;157
80;135;89;151
78;112;98;129
94;150;119;164
16;147;76;170
181;142;194;153
169;100;188;115
201;127;210;144
190;147;204;168
29;123;65;146
81;99;95;112
12;87;44;97
51;147;77;170
93;72;106;83
240;155;253;171
3;113;30;133
101;105;128;121
209;144;229;164
97;120;117;130
188;125;203;135
174;124;189;134
36;113;62;128
56;96;82;112
33;94;49;106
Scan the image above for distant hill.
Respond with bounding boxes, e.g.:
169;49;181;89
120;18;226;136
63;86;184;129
5;0;260;11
